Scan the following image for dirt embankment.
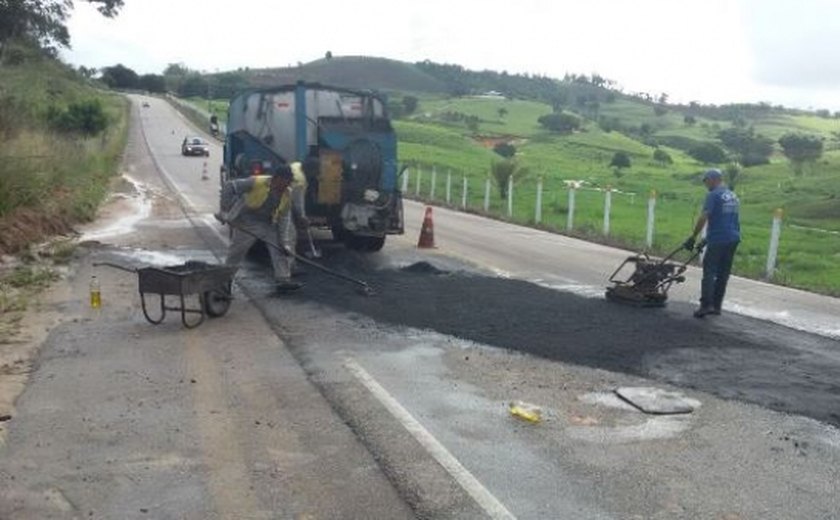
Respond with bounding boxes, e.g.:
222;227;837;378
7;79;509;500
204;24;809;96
0;210;75;257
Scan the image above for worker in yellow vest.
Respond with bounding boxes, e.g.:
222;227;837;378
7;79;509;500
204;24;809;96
218;163;303;293
277;161;311;271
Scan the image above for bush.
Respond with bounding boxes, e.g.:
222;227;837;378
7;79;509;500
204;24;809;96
491;159;529;199
47;99;109;136
493;142;516;158
653;148;673;165
537;112;581;134
687;142;727;164
610;151;631;170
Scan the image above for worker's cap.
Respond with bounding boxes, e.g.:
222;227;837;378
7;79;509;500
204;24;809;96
702;168;723;181
271;164;293;180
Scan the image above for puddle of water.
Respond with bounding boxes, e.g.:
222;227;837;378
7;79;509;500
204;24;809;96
80;175;152;241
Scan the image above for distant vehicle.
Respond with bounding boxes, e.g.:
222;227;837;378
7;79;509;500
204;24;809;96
142;101;150;108
182;136;210;157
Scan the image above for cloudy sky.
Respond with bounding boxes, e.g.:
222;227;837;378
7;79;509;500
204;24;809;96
63;0;840;110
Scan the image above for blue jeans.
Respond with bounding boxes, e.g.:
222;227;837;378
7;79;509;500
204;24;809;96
701;241;739;310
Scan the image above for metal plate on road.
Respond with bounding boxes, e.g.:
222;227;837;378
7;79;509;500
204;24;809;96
614;387;700;415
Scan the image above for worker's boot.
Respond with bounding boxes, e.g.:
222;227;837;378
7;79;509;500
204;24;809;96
275;280;304;294
693;306;715;318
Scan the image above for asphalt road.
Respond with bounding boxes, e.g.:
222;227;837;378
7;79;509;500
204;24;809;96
1;95;838;519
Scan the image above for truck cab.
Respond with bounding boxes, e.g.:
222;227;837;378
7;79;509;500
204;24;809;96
220;82;403;251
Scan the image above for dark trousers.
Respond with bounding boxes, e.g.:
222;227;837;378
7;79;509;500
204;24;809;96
701;241;739;310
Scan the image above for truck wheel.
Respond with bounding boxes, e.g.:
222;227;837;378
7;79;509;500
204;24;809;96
344;234;385;252
364;236;386;252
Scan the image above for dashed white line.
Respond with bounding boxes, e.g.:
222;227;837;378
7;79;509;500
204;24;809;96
344;357;517;520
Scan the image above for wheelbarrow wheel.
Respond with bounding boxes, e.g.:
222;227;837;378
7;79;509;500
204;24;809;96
204;283;232;318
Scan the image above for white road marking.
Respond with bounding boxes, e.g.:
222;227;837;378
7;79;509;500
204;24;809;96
344;357;517;520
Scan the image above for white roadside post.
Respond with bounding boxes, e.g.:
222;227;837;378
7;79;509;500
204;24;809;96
446;170;452;204
430;166;437;200
603;185;612;236
566;184;576;231
462;176;468;209
415;166;422;197
484;176;491;212
765;208;784;280
535;176;544;224
645;190;657;249
402;167;410;193
507;175;514;217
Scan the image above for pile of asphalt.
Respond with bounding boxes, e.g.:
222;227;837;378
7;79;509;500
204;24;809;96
286;254;840;428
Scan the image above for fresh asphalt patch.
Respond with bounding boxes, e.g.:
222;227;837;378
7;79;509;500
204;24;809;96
267;248;840;428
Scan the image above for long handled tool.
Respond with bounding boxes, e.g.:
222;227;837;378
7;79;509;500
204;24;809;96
224;219;376;296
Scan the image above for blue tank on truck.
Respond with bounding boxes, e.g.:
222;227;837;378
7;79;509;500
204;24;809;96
220;82;404;251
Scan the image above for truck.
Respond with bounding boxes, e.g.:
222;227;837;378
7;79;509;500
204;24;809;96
220;82;404;252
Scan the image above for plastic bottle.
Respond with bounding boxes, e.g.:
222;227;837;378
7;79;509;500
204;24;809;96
509;401;542;423
89;275;101;309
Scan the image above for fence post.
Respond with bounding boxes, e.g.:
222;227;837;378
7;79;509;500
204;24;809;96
430;166;437;200
415;166;422;197
567;185;576;231
462;176;468;209
507;175;514;217
603;185;612;236
484;176;491;212
646;190;656;249
765;208;783;280
446;170;452;204
402;168;409;193
535;176;544;224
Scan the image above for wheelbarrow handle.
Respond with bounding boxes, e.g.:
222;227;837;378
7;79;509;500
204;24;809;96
92;261;139;274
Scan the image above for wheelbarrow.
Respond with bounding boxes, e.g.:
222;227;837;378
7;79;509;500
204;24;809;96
94;260;236;328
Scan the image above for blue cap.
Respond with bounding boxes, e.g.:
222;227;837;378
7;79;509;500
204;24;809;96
703;168;723;181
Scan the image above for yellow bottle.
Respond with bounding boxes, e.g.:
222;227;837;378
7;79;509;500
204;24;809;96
89;275;101;309
509;401;542;423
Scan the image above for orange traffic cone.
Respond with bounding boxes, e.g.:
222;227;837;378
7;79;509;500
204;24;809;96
417;206;436;249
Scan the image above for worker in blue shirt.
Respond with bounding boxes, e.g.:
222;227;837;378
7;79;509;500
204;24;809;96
683;168;741;318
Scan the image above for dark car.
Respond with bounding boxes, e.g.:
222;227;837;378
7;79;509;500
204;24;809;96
181;136;210;157
142;101;150;108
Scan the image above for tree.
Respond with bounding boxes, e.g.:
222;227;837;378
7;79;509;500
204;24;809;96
778;133;824;176
718;127;773;166
610;151;631;171
497;107;508;119
493;142;516;158
402;95;418;115
138;73;166;93
537;112;581;134
653;148;673;166
688;143;728;164
653;105;668;116
325;50;333;60
491;159;529;199
684;114;697;126
724;162;742;190
0;1;124;54
100;63;138;89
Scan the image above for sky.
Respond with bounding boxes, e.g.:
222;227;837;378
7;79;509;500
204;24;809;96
63;0;840;110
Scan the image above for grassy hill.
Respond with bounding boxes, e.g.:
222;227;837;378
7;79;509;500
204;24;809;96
0;46;128;255
247;56;447;93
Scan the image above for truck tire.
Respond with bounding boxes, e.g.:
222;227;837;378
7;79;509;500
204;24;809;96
344;234;385;252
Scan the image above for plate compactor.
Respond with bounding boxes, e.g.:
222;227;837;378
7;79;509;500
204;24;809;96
605;242;705;307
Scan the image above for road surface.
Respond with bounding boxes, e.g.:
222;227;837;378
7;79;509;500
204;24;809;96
1;95;838;520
